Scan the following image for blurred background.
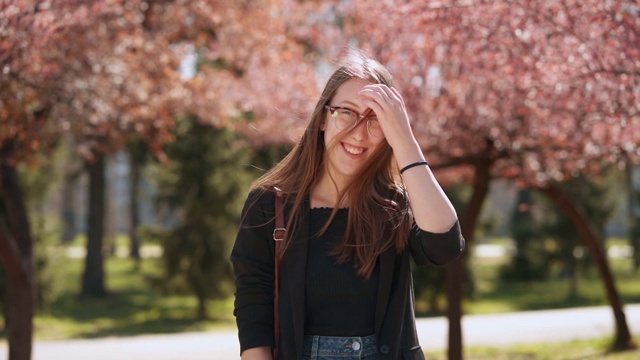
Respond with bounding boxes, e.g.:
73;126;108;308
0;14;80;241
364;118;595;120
1;0;639;359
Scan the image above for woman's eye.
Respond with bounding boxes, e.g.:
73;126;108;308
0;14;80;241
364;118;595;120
341;109;354;116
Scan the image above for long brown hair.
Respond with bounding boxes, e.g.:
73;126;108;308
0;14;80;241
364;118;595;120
252;48;412;278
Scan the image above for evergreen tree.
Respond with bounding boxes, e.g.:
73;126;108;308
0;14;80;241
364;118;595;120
542;175;619;287
150;117;253;319
501;174;620;291
500;189;550;282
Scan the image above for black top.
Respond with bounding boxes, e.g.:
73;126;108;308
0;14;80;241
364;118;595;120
305;207;379;336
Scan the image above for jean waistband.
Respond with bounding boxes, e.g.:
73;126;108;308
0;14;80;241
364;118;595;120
302;334;377;357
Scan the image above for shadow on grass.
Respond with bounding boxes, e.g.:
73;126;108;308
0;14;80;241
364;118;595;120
41;286;235;339
480;278;640;313
414;260;640;318
23;257;236;340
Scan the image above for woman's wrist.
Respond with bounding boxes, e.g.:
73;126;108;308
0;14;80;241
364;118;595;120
400;160;429;175
393;140;425;168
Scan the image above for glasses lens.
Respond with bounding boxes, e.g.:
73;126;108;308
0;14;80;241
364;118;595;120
367;119;383;138
333;109;357;130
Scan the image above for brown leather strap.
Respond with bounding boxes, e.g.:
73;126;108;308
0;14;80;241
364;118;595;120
273;192;285;359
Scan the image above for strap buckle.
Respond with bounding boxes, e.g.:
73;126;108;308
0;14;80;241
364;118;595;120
273;228;286;241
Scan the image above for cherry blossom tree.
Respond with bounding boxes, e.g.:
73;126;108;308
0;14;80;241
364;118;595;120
1;1;327;358
7;1;637;360
338;0;639;358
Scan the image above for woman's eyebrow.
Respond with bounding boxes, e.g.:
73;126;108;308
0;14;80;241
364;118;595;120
337;100;361;109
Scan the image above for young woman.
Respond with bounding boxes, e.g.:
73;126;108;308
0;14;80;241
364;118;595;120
231;49;465;360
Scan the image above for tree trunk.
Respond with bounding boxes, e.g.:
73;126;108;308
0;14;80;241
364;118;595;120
0;154;35;360
80;155;107;298
104;156;116;257
128;150;141;260
445;255;465;360
60;157;83;244
196;292;208;320
539;184;637;351
568;254;578;299
626;161;639;272
447;158;491;360
60;174;77;243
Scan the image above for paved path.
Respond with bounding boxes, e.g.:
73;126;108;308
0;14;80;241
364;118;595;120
1;304;639;359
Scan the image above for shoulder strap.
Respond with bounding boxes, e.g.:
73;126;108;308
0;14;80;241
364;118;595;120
273;193;286;242
273;192;285;359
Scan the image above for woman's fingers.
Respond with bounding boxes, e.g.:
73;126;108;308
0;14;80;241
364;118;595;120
358;84;416;146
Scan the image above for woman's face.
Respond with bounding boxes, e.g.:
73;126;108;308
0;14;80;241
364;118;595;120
321;77;387;181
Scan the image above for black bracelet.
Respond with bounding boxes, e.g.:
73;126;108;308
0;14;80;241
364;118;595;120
400;160;429;175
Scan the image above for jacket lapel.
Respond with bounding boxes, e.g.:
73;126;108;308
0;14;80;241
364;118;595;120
282;198;310;359
375;249;395;332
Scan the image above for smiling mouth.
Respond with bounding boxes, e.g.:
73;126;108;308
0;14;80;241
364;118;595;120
343;143;365;155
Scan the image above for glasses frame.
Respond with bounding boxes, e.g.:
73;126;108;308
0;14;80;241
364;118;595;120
324;105;383;138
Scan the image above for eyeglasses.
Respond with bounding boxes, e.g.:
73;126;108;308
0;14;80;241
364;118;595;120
324;105;383;138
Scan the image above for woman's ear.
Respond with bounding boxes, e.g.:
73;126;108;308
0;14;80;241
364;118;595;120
320;118;327;131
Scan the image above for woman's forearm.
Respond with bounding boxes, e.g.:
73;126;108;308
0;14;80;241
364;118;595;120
393;138;457;233
402;164;458;233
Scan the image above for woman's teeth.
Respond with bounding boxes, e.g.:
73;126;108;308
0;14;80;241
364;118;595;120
344;144;364;155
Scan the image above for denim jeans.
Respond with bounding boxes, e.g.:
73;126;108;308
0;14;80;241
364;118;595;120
301;334;378;360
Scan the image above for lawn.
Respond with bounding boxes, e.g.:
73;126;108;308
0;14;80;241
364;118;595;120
32;255;235;340
1;240;639;360
25;246;640;339
465;254;640;315
426;336;640;360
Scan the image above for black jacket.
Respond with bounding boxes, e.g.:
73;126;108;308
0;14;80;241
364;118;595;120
231;190;465;359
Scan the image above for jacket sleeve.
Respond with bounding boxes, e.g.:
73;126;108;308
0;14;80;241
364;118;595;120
230;189;276;354
409;220;465;267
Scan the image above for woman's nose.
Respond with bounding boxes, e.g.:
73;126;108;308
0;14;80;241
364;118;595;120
351;119;369;140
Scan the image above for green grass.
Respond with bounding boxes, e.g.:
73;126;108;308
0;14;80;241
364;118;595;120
3;237;639;354
425;336;640;359
463;256;640;315
2;243;635;360
31;255;235;340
